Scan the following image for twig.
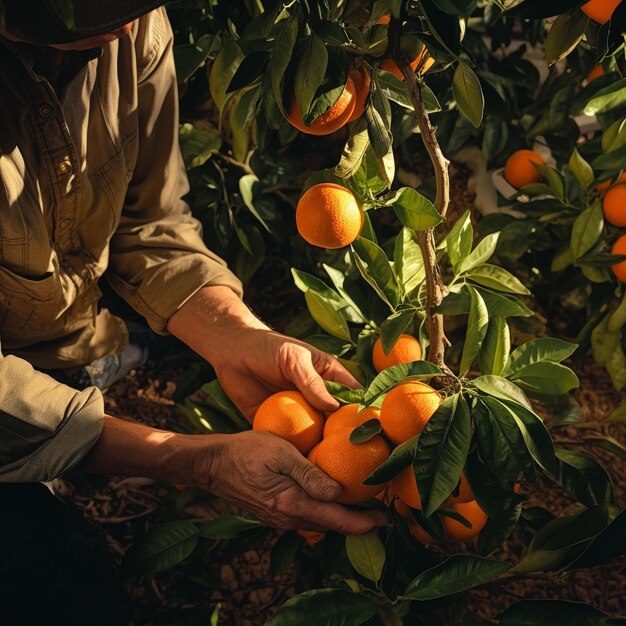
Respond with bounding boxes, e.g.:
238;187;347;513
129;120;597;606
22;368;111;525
389;16;451;372
215;151;254;175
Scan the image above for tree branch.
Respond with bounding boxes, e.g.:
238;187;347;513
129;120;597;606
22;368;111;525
389;16;450;371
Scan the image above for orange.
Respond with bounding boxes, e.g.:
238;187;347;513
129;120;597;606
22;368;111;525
307;442;321;464
298;530;325;546
312;430;390;504
597;172;626;192
443;500;488;542
503;149;545;189
394;500;434;544
296;182;363;249
445;473;473;504
379;381;442;445
347;66;371;123
611;234;626;282
380;47;434;80
372;334;423;372
587;64;605;82
603;184;626;226
376;13;391;25
323;403;381;439
287;77;356;136
581;0;621;23
253;390;324;455
389;466;422;509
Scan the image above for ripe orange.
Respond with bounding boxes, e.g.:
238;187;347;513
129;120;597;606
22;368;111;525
503;149;545;189
611;234;626;282
597;172;626;192
372;334;423;372
443;500;488;542
253;390;324;455
603;184;626;226
445;473;473;504
323;403;381;439
307;442;321;464
587;64;605;82
581;0;621;23
394;499;434;544
295;182;363;249
389;466;422;509
347;66;371;123
376;13;391;25
287;77;356;135
312;430;390;504
379;381;442;444
380;47;434;80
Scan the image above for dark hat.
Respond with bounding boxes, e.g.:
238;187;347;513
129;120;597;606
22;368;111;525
3;0;166;44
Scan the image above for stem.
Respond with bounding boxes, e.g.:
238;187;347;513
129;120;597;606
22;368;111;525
389;17;450;371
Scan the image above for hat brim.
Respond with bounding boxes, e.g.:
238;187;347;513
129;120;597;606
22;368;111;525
5;0;166;45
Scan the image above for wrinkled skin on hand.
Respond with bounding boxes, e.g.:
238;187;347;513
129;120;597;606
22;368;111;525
193;430;386;534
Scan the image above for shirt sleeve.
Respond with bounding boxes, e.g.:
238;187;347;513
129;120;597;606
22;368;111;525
107;8;242;333
0;337;104;482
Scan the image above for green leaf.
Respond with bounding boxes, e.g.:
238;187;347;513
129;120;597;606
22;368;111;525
474;397;536;483
345;531;386;583
122;521;199;576
403;555;511;600
591;316;620;366
460;285;489;376
197;379;249;430
479;316;510;376
415;395;472;516
179;123;222;169
305;291;352;341
323;264;368;323
325;381;365;404
333;116;370;179
465;264;530;295
198;516;262;539
552;449;614;506
174;34;218;83
363;361;444;405
472;375;532;409
509;362;579;396
349;418;382;443
366;103;392;159
574;508;626;568
458;233;500;275
209;40;245;112
380;310;415;353
452;63;484;128
544;10;588;65
568;148;594;190
492;600;613;626
294;35;328;118
592;143;626;171
570;202;604;261
392;188;442;231
263;589;380;626
351;237;400;309
584;79;626;116
445;211;473;274
239;174;272;233
270;17;299;115
393;228;424;295
364;436;417;485
502;338;577;377
606;344;626;390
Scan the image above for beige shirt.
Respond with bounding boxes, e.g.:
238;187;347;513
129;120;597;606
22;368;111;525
0;8;242;482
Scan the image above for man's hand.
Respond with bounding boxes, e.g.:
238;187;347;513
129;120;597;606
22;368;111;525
82;418;386;534
168;285;361;418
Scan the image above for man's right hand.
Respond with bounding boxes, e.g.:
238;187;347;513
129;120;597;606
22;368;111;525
188;430;386;534
82;416;386;535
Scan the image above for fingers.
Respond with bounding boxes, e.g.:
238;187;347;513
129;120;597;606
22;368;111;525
317;353;363;389
281;448;342;501
293;499;386;535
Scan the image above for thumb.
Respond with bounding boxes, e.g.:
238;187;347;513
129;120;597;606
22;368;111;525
284;451;343;502
287;350;339;412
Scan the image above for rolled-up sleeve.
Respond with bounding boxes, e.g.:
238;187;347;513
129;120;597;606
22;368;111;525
107;8;242;333
0;340;104;482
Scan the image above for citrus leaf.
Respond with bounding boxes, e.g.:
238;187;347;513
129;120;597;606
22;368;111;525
509;362;579;396
452;62;484;128
380;310;415;353
294;34;328;118
403;555;511;600
122;521;199;576
458;233;500;274
459;285;489;376
501;338;577;377
324;381;365;404
392;187;442;232
345;531;386;583
568;148;594;190
570;202;603;261
363;361;444;405
472;375;532;409
415;394;472;516
270;17;299;115
584;78;626;115
545;10;588;65
349;418;382;443
479;316;510;376
364;436;417;485
465;264;530;295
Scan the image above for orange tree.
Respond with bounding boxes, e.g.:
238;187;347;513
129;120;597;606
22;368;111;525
118;1;626;624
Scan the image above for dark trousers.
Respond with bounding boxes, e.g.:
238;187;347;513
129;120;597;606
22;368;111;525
0;483;130;626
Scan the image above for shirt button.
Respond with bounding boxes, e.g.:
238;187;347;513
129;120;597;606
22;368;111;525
58;159;72;176
38;104;53;119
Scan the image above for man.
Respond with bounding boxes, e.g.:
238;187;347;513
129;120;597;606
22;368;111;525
0;2;384;624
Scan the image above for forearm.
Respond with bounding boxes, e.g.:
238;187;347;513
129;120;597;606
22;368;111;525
167;285;267;364
80;414;219;485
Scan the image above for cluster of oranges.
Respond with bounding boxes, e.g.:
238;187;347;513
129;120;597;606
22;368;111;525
253;333;488;546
